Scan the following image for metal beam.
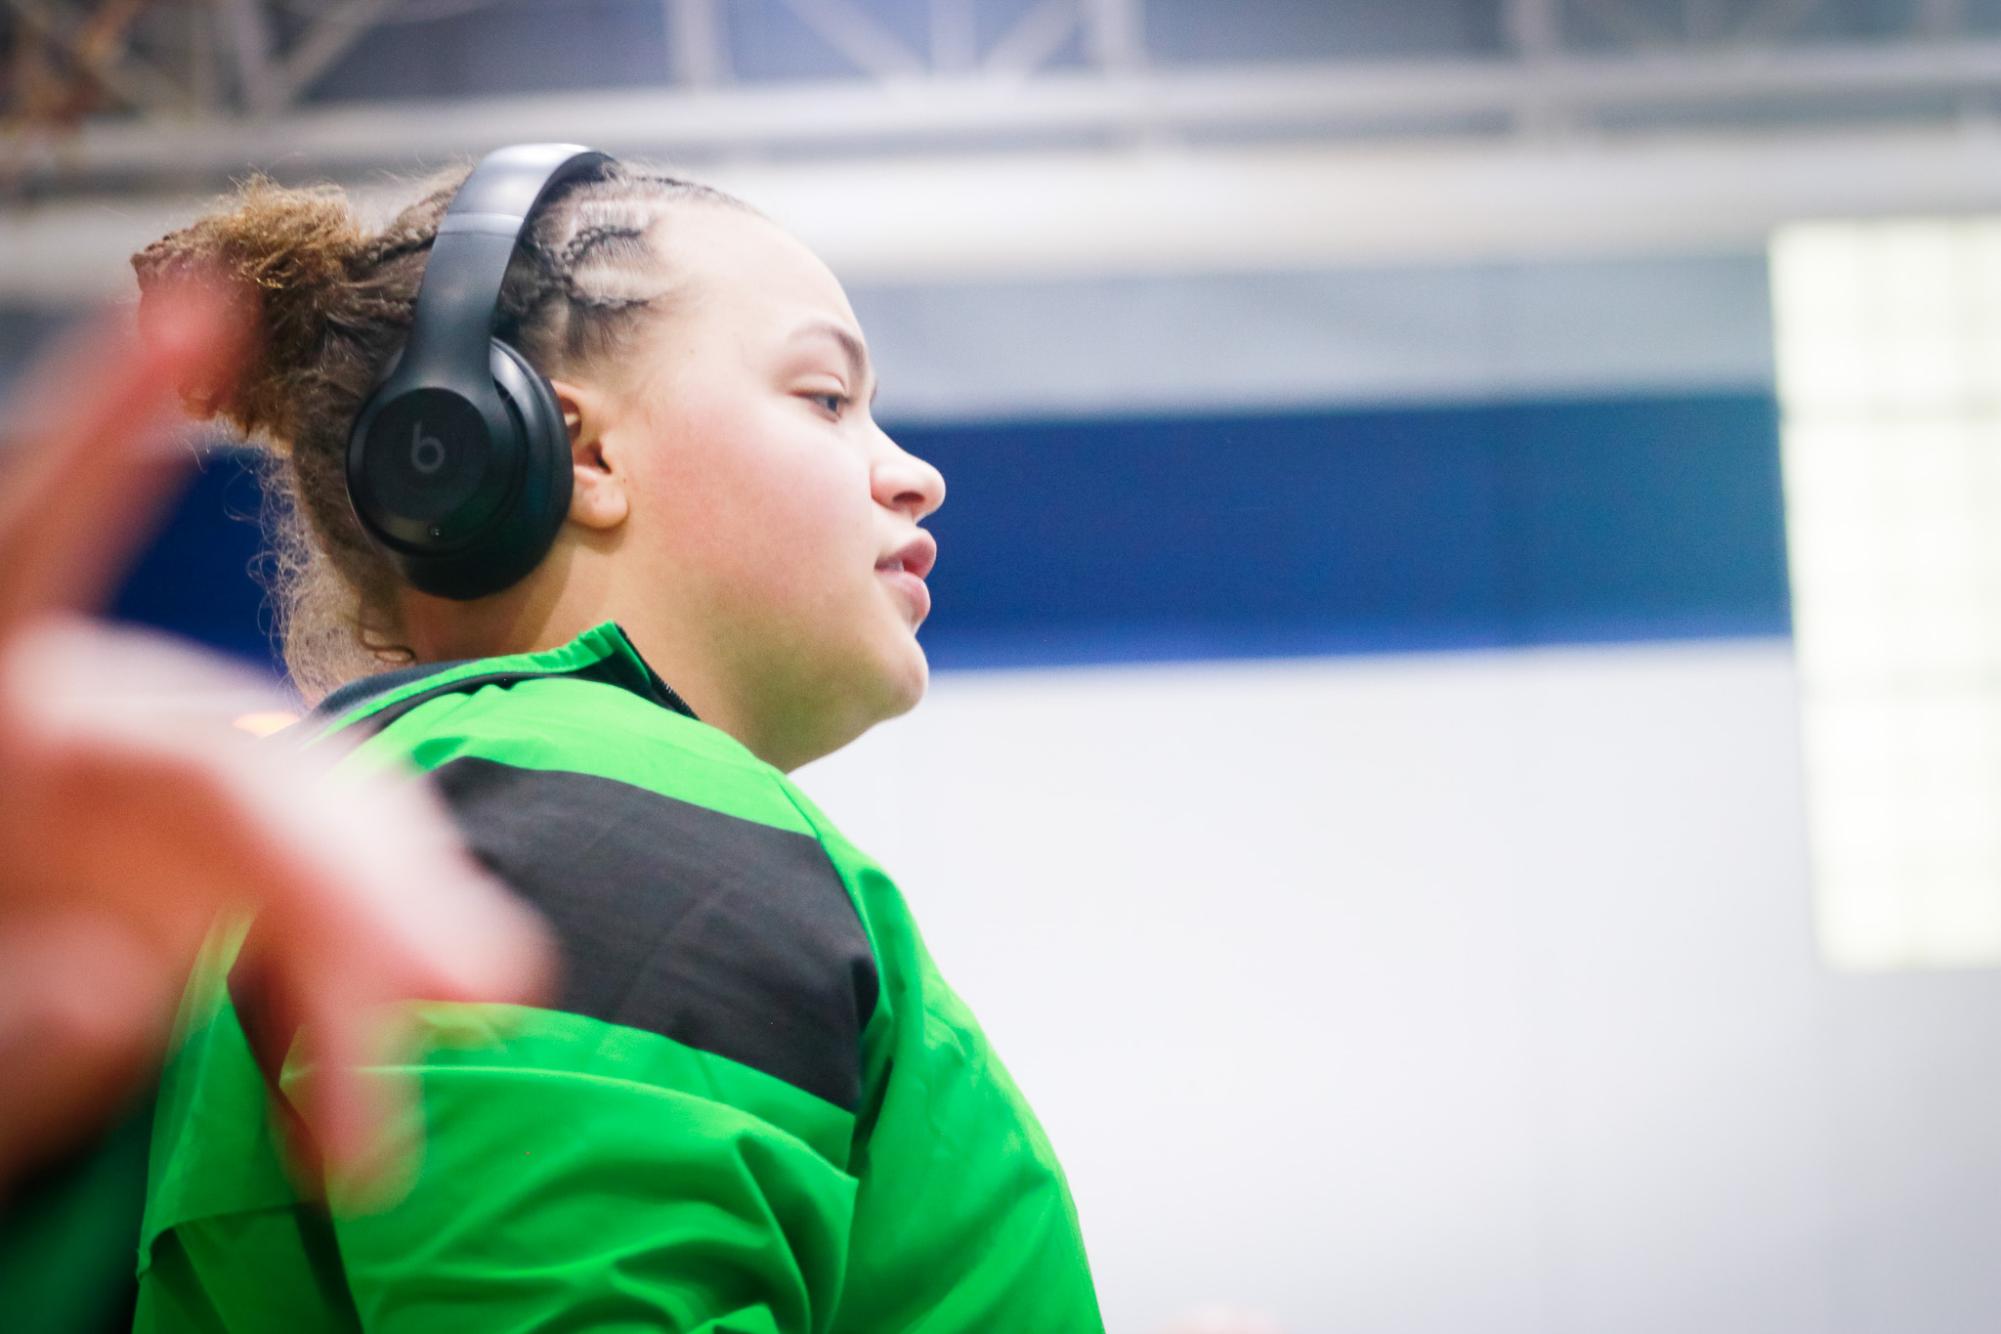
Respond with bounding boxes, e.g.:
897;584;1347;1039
2;0;187;113
930;0;977;73
1504;0;1562;134
276;0;406;108
31;38;2001;182
186;0;221;114
18;123;2001;305
986;0;1080;78
1083;0;1143;73
666;0;728;87
1505;0;1561;59
219;0;281;116
776;0;925;80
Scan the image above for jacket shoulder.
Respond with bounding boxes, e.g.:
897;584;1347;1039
352;678;874;1110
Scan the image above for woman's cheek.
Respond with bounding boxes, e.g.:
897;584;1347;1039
765;442;874;561
648;397;873;609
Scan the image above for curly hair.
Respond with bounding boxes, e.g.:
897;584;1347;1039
131;159;753;701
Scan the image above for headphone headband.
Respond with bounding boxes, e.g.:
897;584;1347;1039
399;145;610;385
344;144;612;601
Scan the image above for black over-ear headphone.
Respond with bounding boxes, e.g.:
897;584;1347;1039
346;143;611;601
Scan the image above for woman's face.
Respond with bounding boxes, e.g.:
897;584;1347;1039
610;205;946;767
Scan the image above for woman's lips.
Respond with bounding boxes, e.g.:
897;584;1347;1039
875;560;932;624
883;531;938;581
876;531;937;625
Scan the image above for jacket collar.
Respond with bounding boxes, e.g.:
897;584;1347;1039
309;621;696;734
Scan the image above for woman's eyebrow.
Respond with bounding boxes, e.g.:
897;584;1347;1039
788;318;878;403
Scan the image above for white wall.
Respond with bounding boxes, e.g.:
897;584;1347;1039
782;250;2001;1332
799;640;2001;1333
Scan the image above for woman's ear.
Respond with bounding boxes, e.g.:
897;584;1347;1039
549;378;629;532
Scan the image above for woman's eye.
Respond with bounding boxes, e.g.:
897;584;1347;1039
806;392;849;418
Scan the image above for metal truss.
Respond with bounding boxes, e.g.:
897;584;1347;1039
0;0;407;121
658;0;1144;83
5;0;2001;190
11;0;2001;303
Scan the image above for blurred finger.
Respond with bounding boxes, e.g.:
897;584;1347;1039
308;786;556;1008
0;618;550;1199
230;921;427;1205
219;749;555;1011
0;616;290;746
153;734;548;1190
1;618;551;992
289;983;423;1210
5;619;552;1013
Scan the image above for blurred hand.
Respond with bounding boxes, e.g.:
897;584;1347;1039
0;280;552;1193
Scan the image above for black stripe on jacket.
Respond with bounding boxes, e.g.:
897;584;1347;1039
431;757;878;1112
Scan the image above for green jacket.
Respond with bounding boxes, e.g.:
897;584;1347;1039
135;622;1102;1332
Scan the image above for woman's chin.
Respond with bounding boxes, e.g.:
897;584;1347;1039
801;631;930;763
877;638;930;719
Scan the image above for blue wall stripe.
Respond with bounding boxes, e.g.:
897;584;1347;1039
899;391;1793;669
110;390;1792;676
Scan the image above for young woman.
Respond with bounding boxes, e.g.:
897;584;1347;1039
128;153;1102;1331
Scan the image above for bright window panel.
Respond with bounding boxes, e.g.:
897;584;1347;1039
1772;219;2001;971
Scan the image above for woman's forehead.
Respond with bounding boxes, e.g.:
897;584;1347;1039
665;207;857;335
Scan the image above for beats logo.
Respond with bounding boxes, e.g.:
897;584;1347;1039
410;421;447;476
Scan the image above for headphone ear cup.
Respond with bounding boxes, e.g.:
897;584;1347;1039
341;144;608;602
491;337;570;497
422;339;571;600
346;339;572;601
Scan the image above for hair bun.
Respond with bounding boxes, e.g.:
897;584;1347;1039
132;175;370;451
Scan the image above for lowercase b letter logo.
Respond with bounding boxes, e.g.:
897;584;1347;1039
410;421;447;476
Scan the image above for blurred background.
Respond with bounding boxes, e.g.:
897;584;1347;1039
4;1;2001;1330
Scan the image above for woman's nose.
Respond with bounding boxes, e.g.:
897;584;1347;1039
873;433;946;521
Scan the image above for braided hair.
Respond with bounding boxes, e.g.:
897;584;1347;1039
131;159;755;700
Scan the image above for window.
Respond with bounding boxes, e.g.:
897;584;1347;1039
1771;220;2001;970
